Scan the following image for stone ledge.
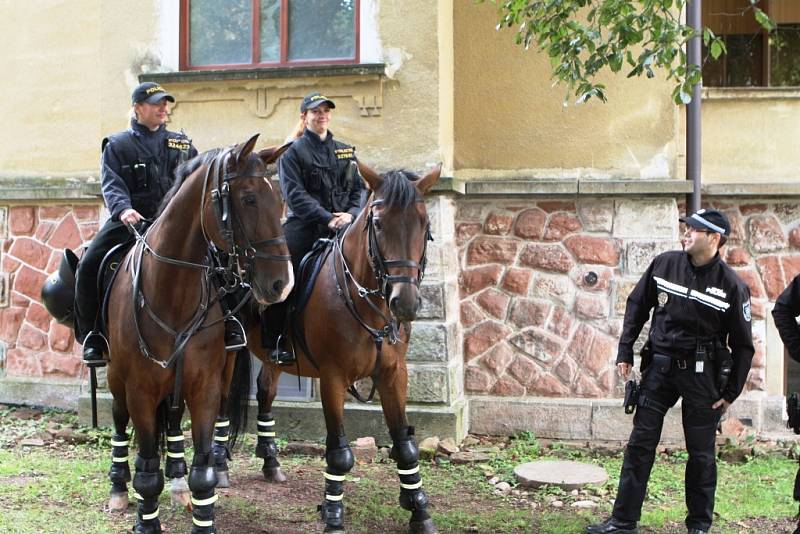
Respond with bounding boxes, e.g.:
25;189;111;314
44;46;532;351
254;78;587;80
0;376;81;410
703;87;800;101
465;180;578;196
78;393;467;444
579;180;693;195
702;183;800;196
142;63;386;84
0;176;101;200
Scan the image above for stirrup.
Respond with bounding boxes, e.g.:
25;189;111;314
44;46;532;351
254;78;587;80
224;316;247;351
82;332;108;367
268;335;295;365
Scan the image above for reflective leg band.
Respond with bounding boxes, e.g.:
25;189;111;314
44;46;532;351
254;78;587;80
166;451;184;459
325;493;344;501
141;508;159;521
166;435;184;442
214;420;230;428
112;456;129;463
397;466;419;475
191;494;219;507
401;481;423;490
214;435;229;442
192;517;213;527
257;431;276;437
257;419;275;427
110;439;129;447
324;472;346;481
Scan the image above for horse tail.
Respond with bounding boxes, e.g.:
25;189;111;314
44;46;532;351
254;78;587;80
226;348;252;451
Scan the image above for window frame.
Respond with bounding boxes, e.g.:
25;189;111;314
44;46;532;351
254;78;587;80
179;0;361;71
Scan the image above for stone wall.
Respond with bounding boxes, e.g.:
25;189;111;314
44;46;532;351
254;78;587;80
0;203;98;381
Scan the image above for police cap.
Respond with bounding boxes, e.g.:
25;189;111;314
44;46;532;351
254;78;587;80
132;82;175;105
300;92;335;113
680;208;731;236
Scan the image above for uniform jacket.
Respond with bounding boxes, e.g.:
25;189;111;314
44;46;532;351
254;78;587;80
772;274;800;363
617;250;754;402
100;119;197;220
278;128;363;226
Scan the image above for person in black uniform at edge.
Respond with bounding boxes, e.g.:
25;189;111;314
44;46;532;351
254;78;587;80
771;273;800;534
74;82;245;365
261;91;363;365
587;209;754;534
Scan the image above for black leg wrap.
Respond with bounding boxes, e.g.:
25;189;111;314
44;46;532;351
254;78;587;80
164;428;187;479
132;455;164;534
319;440;354;531
391;427;432;523
189;459;218;534
108;432;131;494
212;417;231;472
255;412;278;460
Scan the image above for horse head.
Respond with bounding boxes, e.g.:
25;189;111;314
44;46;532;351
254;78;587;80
357;162;441;323
202;134;294;305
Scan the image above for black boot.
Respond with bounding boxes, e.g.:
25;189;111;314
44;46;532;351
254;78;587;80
586;517;638;534
269;335;295;365
224;316;246;351
82;333;107;367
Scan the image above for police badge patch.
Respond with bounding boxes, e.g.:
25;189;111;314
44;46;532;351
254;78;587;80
658;291;668;307
743;300;751;322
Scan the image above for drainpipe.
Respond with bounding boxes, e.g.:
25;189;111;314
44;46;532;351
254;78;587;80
686;0;702;215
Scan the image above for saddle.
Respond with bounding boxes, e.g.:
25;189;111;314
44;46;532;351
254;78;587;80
294;237;334;316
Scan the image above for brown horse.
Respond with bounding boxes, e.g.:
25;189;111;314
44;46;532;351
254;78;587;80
221;164;441;534
104;135;293;534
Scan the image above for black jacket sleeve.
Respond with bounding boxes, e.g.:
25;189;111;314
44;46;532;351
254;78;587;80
616;260;658;364
773;274;800;364
100;140;133;220
278;148;332;225
346;160;364;219
724;283;754;402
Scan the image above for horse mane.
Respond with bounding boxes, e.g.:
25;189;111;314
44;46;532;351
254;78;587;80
376;169;421;209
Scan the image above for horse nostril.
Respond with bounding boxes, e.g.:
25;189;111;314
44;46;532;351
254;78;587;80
390;296;399;311
273;279;284;295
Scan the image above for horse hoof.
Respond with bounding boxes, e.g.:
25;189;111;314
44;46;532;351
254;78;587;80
108;491;129;511
262;466;287;483
323;526;345;534
409;519;437;534
216;469;230;488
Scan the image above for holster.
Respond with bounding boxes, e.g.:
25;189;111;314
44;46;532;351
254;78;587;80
623;379;639;415
715;345;733;396
787;392;800;435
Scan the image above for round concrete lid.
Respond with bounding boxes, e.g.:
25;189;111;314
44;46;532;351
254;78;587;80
514;460;608;490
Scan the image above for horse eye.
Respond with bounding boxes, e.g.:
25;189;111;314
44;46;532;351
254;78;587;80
374;218;383;231
242;194;257;206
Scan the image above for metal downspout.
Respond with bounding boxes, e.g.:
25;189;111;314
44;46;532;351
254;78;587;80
686;0;702;215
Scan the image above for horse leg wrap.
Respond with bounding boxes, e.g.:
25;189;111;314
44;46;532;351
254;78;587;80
189;456;218;534
391;427;431;523
164;429;187;479
255;412;278;459
132;455;164;534
319;441;354;530
108;432;131;494
211;417;230;473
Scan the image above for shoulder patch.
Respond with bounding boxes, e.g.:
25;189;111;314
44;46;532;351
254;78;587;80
743;300;751;322
167;138;191;151
334;147;355;160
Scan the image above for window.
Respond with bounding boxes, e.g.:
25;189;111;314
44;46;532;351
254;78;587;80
703;0;800;87
180;0;359;70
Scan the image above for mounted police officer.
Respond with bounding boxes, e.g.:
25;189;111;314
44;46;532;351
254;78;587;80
75;82;230;366
588;209;754;534
261;91;363;364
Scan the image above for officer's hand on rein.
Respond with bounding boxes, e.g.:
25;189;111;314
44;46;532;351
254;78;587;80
120;208;143;226
712;398;731;413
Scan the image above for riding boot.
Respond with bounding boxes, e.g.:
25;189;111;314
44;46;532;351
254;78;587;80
223;316;246;351
82;331;107;367
261;304;295;365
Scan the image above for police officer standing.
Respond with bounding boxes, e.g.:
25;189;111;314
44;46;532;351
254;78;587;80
771;273;800;534
261;91;363;364
74;82;200;365
587;209;754;534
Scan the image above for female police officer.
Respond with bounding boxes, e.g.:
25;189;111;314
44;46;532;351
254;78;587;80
262;92;363;364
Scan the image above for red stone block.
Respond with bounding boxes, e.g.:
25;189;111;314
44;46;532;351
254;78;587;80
491;375;525;397
46;250;61;274
459;265;503;296
41;351;82;378
484;212;514;236
466;236;519;265
575;293;609;320
14;265;47;301
734;269;765;299
725;247;751;267
0;307;26;342
455;223;483;247
589;331;617;375
501;268;532;295
463;321;511;360
35;221;55;242
460;301;485;328
39;206;70;220
544;213;583;242
748;215;787;252
18;323;47;351
547;307;574;338
47;216;82;250
724;210;746;243
2;254;21;273
569;323;615;377
537;201;576;213
509;298;551;329
519;243;574;273
564;235;620;266
790;227;800;249
574;373;604;397
508;354;540;388
739;204;767;216
9;206;36;235
527;373;570;396
5;348;43;377
49;323;74;352
756;256;784;300
11;290;30;308
74;205;100;222
572;266;612;293
465;365;493;393
26;302;52;331
482;342;514;375
783;256;800;285
9;237;50;270
475;288;510;320
513;208;547;240
79;222;99;243
508;328;564;362
554;355;578;385
750;299;765;319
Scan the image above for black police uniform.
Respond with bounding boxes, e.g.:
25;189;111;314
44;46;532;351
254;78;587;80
74;119;196;346
612;250;754;532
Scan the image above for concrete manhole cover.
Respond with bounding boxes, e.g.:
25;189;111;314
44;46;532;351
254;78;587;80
514;460;608;490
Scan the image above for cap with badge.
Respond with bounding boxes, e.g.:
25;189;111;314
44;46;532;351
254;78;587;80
679;208;731;236
300;92;336;113
131;82;175;105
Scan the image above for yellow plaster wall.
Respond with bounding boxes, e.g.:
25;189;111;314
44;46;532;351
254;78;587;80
453;1;679;179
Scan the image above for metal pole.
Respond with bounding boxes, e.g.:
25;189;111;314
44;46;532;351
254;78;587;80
686;0;702;215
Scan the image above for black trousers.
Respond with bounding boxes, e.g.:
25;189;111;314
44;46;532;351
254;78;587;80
612;354;723;531
74;219;129;344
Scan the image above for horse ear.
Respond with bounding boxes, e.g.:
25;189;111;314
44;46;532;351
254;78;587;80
233;133;260;165
415;164;442;194
258;142;292;165
357;160;383;191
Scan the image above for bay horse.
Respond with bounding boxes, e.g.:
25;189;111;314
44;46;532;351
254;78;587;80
219;163;441;534
104;134;293;534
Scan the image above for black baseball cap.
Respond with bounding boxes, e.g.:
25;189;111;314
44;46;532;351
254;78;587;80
132;82;175;105
300;92;335;113
680;209;731;236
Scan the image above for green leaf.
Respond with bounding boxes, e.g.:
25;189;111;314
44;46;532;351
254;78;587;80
710;40;723;60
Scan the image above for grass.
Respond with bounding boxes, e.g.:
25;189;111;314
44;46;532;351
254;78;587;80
0;406;797;533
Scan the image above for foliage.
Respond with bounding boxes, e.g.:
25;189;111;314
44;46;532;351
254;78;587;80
482;0;774;104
